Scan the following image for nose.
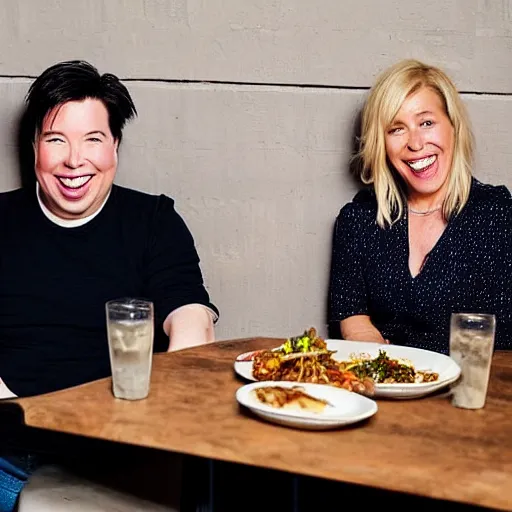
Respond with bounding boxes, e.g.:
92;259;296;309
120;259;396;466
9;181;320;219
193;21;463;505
407;129;424;152
65;143;84;169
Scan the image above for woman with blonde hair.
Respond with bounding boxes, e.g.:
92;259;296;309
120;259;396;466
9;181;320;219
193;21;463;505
329;59;511;352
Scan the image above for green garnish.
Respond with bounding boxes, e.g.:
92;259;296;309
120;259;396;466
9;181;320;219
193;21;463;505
282;331;313;354
350;350;415;383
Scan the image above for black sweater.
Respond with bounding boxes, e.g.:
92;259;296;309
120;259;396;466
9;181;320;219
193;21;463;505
0;185;217;397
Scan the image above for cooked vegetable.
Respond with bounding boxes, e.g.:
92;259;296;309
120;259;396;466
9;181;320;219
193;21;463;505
252;327;374;396
280;327;326;354
341;350;439;384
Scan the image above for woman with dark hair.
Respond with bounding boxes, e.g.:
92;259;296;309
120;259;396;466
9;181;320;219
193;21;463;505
0;60;217;511
329;59;511;353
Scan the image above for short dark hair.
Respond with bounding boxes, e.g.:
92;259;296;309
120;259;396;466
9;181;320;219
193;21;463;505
24;60;137;143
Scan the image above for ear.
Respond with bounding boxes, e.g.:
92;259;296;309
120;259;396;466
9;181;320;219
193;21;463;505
113;138;120;166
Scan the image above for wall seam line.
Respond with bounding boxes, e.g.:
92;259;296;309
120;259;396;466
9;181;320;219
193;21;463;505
0;75;511;97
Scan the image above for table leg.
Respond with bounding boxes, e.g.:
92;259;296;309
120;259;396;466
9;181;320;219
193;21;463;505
292;475;300;512
180;456;213;512
209;460;295;512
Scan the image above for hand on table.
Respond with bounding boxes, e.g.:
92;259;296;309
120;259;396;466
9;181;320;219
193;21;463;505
164;304;215;352
340;315;389;344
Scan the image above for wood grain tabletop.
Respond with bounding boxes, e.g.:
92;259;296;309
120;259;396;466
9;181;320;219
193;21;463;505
2;338;511;510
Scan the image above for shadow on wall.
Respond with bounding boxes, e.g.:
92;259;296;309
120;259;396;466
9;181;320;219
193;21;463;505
16;106;37;190
327;107;368;340
348;108;365;183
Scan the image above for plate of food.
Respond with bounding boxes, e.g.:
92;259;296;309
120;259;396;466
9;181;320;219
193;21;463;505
330;340;461;398
236;381;378;430
235;327;376;396
234;328;461;399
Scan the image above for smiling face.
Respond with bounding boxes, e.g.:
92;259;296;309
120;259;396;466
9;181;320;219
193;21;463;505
35;98;118;220
384;86;455;206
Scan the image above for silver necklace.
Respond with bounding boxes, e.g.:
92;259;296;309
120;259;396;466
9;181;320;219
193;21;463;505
408;205;442;216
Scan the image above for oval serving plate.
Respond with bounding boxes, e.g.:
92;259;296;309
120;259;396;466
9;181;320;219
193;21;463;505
234;340;461;399
236;381;378;430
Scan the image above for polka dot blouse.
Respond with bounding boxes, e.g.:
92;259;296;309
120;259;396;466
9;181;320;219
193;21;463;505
328;179;512;353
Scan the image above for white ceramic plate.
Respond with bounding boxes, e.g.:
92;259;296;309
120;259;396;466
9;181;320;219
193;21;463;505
236;380;378;430
234;339;461;399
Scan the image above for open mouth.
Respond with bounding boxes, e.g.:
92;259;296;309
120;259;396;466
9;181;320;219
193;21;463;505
57;175;93;189
406;155;437;173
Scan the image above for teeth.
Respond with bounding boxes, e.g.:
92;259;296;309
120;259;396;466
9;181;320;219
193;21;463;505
59;176;92;189
408;155;436;171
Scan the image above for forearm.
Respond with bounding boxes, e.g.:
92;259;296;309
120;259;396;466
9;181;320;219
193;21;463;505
163;304;215;352
340;315;388;344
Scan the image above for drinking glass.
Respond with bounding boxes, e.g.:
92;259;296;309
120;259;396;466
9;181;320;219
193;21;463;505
449;313;496;409
106;298;154;400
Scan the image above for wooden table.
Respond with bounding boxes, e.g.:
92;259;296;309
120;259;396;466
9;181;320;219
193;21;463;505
1;338;511;510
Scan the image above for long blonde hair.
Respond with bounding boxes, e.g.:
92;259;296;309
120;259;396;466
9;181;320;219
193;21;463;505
357;59;474;228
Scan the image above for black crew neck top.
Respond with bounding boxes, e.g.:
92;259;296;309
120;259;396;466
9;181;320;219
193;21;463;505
0;185;217;396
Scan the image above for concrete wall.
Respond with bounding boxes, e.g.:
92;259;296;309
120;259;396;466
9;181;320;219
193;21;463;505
0;1;511;340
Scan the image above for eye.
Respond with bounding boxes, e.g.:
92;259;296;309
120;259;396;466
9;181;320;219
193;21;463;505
387;126;403;135
421;120;434;127
45;137;65;144
87;137;102;143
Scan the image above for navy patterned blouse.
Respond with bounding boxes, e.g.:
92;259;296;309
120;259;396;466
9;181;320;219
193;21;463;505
328;179;512;353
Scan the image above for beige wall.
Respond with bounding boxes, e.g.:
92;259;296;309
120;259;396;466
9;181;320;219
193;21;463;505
0;1;511;340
